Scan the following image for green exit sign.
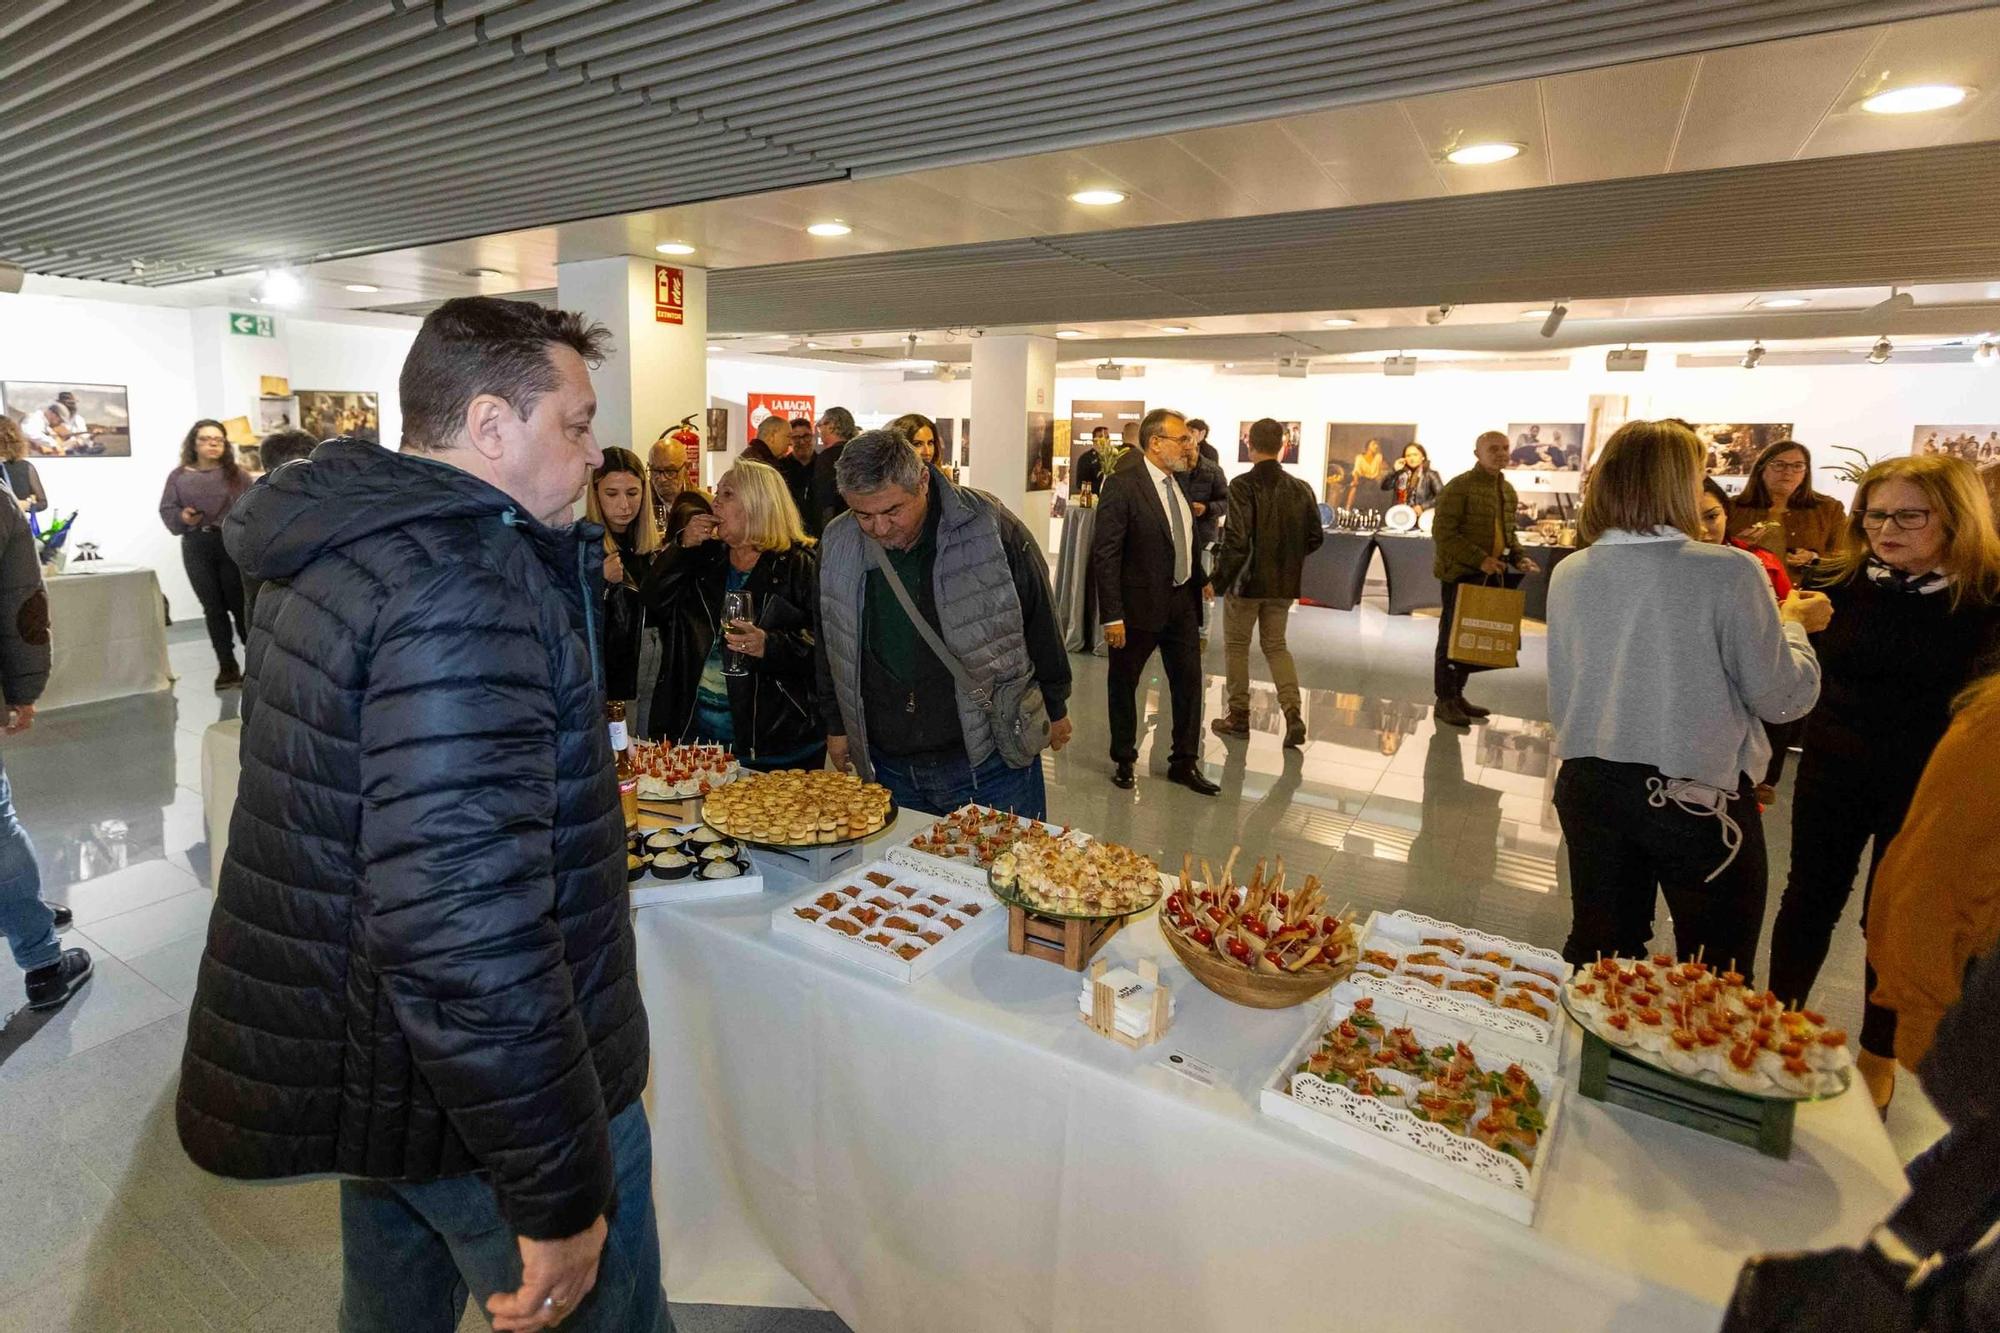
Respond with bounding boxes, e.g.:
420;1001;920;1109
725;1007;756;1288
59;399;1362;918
229;311;275;337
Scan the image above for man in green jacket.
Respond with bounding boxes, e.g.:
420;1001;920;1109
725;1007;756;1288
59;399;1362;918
1431;430;1537;727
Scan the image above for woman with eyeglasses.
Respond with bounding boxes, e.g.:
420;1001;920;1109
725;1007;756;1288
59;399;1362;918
1728;439;1847;574
158;419;253;688
1766;454;2000;1113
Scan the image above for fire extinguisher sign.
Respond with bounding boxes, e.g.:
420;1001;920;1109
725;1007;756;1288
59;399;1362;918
654;265;685;325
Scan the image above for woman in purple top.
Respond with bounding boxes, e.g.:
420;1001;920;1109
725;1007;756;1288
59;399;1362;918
158;419;252;688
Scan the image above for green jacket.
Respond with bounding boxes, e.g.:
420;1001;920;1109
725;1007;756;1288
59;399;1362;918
1431;467;1525;584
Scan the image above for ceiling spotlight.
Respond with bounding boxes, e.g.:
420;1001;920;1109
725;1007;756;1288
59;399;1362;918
343;283;380;294
1160;324;1191;333
459;266;502;277
1975;340;1998;367
1517;308;1552;319
1069;189;1126;206
1868;336;1893;364
1861;84;1970;115
1866;286;1916;319
1322;316;1358;327
806;221;852;237
804;341;822;349
1444;141;1524;166
1424;304;1455;326
1054;329;1086;339
1755;296;1810;309
655;241;697;256
256;268;303;306
1740;341;1766;370
1539;303;1569;338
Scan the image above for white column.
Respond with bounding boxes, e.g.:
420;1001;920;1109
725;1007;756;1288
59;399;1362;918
555;256;708;465
968;333;1056;547
189;306;292;429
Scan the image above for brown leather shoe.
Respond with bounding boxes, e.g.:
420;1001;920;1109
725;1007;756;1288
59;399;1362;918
1209;710;1250;739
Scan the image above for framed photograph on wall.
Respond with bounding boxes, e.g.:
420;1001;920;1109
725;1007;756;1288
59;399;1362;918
1913;424;2000;464
0;380;133;457
1025;411;1054;491
296;390;380;443
1237;420;1301;464
1325;422;1416;508
1690;422;1793;478
934;417;955;465
257;397;298;436
1504;422;1585;473
705;406;730;453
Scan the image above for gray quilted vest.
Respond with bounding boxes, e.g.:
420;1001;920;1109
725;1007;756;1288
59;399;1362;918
820;473;1035;778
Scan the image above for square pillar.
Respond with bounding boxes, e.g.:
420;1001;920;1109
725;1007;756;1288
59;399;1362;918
555;256;708;463
969;333;1057;547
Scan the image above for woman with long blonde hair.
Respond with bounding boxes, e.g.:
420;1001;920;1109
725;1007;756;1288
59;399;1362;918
644;460;823;769
1547;420;1830;975
1767;453;2000;1112
586;447;666;733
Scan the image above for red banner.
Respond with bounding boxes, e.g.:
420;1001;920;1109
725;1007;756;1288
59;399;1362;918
747;393;815;442
653;265;684;325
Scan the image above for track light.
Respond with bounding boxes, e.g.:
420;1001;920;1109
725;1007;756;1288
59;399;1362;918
1976;341;1998;367
1424;304;1454;326
1539;303;1568;338
1740;342;1766;370
1865;286;1915;320
1868;337;1893;365
1605;346;1647;372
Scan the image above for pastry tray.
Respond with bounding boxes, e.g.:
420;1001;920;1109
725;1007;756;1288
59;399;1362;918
770;856;1005;983
1349;910;1572;1067
705;796;898;853
888;804;1079;891
629;823;764;907
1259;982;1566;1225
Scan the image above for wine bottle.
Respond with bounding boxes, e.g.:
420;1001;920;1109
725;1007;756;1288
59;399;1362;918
608;700;639;830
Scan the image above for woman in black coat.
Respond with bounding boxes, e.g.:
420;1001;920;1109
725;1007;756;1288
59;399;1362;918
1378;442;1444;509
586;447;665;733
645;459;824;770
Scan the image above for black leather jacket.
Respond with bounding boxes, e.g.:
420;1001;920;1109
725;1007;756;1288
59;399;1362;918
1380;464;1444;508
1212;459;1325;599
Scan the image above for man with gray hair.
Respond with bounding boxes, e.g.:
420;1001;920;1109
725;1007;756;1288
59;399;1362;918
815;428;1071;818
806;406;858;537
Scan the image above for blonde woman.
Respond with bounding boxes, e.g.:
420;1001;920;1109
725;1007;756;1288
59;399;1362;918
1767;454;2000;1111
0;418;47;514
1547;419;1830;975
585;447;664;734
645;459;823;769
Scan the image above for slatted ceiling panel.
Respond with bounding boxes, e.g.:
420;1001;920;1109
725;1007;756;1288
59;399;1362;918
2;0;1986;286
1541;55;1697;183
705;141;2000;332
1667;26;1881;170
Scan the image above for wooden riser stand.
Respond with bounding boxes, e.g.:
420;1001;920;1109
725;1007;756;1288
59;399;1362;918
1007;903;1123;971
1578;1029;1797;1159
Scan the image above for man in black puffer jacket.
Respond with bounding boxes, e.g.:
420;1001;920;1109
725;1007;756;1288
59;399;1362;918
177;298;664;1333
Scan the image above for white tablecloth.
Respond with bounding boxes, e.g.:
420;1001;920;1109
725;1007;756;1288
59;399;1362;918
42;564;172;711
637;811;1907;1332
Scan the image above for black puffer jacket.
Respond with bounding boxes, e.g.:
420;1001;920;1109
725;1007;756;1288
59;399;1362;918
644;537;822;761
177;439;647;1241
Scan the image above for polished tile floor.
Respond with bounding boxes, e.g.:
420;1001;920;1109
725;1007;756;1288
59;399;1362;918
0;598;1938;1331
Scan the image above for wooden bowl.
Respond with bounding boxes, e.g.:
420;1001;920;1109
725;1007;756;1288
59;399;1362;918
1161;920;1353;1009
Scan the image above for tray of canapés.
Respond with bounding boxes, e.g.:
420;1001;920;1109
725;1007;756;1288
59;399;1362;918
701;768;895;848
1261;983;1564;1224
771;859;1003;982
987;825;1162;920
1561;954;1853;1101
631;740;740;803
886;804;1077;890
627;823;761;905
1158;848;1359;1008
1348;911;1571;1062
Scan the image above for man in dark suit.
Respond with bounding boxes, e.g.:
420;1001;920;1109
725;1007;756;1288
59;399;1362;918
1093;407;1219;795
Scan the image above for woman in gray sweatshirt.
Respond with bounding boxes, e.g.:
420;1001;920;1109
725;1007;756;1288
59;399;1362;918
1546;420;1830;977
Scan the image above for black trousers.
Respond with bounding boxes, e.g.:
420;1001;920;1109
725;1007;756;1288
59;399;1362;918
1555;757;1769;980
1106;588;1203;767
1767;748;1917;1056
181;528;247;668
1760;717;1803;789
1434;574;1521;701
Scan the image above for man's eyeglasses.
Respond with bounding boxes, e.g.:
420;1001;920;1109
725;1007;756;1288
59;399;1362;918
1860;508;1933;531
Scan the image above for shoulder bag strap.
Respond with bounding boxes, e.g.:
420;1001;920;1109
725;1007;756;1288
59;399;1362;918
863;538;992;710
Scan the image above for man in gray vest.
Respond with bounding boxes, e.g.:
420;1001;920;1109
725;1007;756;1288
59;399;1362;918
815;428;1072;819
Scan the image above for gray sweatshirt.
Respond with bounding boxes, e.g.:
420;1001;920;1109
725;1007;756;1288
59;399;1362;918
1547;530;1819;790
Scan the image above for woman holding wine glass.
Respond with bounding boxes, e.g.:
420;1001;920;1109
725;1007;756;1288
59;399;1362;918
645;460;825;770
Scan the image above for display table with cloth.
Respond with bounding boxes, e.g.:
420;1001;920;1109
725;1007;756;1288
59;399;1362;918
636;810;1906;1332
1518;544;1579;623
201;719;241;888
1375;533;1442;615
1050;506;1104;653
1297;531;1375;610
41;564;172;711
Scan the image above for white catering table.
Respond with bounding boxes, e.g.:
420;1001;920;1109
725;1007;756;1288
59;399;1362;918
41;563;173;711
637;810;1908;1333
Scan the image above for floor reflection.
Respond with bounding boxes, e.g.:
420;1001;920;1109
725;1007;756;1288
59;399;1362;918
7;690;186;893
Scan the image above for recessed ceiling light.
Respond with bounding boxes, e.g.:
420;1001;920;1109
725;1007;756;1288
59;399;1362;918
1861;84;1970;115
1518;308;1553;319
655;241;697;256
1054;329;1086;339
1322;316;1358;327
805;341;822;349
806;221;851;237
706;345;721;353
1444;141;1523;166
343;283;380;294
256;269;302;306
1756;296;1811;309
1068;189;1126;206
459;266;502;277
1160;325;1191;333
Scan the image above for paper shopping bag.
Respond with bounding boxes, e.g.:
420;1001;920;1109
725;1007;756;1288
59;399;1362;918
1448;581;1525;669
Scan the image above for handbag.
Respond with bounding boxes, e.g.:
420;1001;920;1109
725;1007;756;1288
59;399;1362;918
1447;574;1525;669
864;539;1050;768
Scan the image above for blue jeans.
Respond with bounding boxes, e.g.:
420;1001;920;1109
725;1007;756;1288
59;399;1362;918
870;746;1048;820
338;1101;670;1333
0;756;57;974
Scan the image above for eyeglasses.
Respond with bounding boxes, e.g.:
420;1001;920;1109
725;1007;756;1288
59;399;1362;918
1860;508;1933;531
1765;461;1809;474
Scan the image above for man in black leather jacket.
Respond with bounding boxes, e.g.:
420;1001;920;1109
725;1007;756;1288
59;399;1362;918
178;298;665;1333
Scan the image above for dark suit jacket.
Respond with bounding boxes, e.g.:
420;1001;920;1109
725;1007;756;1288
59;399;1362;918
807;442;847;536
1092;450;1205;634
